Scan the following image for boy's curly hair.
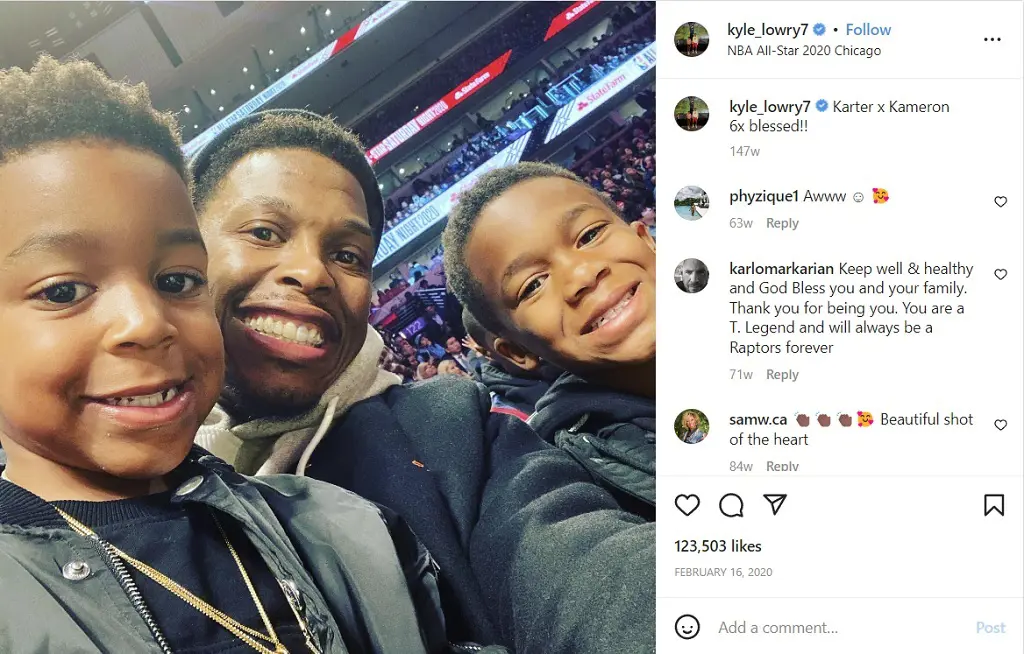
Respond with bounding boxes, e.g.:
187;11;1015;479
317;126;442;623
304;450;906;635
0;56;186;184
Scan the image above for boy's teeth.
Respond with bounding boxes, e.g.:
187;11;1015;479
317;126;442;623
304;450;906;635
244;316;324;347
104;386;179;407
589;288;636;332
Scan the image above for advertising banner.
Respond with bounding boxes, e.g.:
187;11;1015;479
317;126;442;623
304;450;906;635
543;42;656;144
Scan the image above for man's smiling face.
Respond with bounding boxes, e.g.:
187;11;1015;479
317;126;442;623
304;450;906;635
199;148;375;412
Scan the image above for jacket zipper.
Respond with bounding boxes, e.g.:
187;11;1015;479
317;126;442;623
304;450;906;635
86;533;175;654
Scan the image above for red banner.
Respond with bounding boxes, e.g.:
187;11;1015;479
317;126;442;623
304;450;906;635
544;0;601;41
366;49;513;164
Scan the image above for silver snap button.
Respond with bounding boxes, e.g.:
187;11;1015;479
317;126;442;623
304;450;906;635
176;475;204;496
62;560;90;581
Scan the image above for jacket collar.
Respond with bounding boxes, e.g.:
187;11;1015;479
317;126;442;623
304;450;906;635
0;446;240;529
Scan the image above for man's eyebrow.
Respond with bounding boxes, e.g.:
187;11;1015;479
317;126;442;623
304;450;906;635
232;195;373;238
557;203;594;231
231;194;296;216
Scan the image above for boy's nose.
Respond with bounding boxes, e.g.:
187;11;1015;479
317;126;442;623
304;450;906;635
102;284;177;351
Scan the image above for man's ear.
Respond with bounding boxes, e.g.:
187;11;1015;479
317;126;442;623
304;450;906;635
494;337;541;372
633;219;656;252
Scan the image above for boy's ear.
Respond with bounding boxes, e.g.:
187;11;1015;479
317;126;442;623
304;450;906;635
633;219;656;253
494;337;541;372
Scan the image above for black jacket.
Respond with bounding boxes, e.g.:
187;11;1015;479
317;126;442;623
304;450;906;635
303;375;654;653
472;361;555;418
530;373;656;521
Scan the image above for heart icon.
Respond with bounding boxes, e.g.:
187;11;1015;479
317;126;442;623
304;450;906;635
995;419;1007;431
674;494;700;516
994;269;1008;280
994;196;1007;207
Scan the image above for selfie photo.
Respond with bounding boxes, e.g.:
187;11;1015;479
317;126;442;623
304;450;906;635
0;2;656;653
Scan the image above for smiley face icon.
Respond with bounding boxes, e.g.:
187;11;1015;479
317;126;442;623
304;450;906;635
675;614;701;640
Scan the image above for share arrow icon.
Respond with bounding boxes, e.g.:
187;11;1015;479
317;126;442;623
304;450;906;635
764;494;787;516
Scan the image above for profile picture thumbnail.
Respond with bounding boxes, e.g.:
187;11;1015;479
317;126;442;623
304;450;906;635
675;409;710;444
675;22;709;57
675;258;709;294
674;186;709;220
674;96;710;132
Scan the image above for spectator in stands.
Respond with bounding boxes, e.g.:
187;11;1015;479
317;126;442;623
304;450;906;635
417;334;446;363
442;335;479;374
416;361;438;381
422;304;449;343
444;161;655;522
191;110;650;651
436;359;470;378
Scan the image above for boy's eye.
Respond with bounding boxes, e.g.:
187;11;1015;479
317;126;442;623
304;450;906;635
157;273;206;295
250;227;282;243
578;224;607;246
37;282;93;305
519;276;544;302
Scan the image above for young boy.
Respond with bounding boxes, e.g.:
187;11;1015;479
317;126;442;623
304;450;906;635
443;162;656;519
0;57;452;654
461;308;560;421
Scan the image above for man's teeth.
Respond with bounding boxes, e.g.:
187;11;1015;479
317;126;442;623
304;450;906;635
589;288;636;332
104;386;179;407
244;316;324;347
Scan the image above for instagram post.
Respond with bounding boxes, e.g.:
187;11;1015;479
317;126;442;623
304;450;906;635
658;1;1023;652
0;2;657;653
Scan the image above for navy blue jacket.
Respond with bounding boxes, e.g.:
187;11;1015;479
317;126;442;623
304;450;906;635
302;375;654;653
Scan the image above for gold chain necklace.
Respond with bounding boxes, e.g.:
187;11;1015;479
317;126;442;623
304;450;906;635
55;506;311;654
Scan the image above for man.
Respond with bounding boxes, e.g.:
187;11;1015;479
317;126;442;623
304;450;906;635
189;109;653;653
417;334;446;363
675;257;709;293
442;335;479;374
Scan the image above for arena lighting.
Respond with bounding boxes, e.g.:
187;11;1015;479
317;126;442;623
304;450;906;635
325;8;331;16
306;47;311;52
182;2;410;157
330;29;335;34
218;106;224;111
193;124;198;129
249;84;256;91
210;88;216;95
183;106;190;113
242;66;248;73
399;168;405;174
300;26;306;35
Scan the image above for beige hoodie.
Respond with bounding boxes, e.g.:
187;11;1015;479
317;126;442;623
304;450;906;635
195;328;400;476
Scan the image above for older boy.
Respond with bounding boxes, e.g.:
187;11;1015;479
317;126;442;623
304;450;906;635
443;162;656;519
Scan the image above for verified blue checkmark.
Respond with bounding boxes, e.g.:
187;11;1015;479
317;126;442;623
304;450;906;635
816;99;829;112
813;23;826;36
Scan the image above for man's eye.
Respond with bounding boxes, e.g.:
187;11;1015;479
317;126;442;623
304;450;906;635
579;224;607;246
334;251;364;267
251;227;282;242
37;282;93;305
157;273;206;295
